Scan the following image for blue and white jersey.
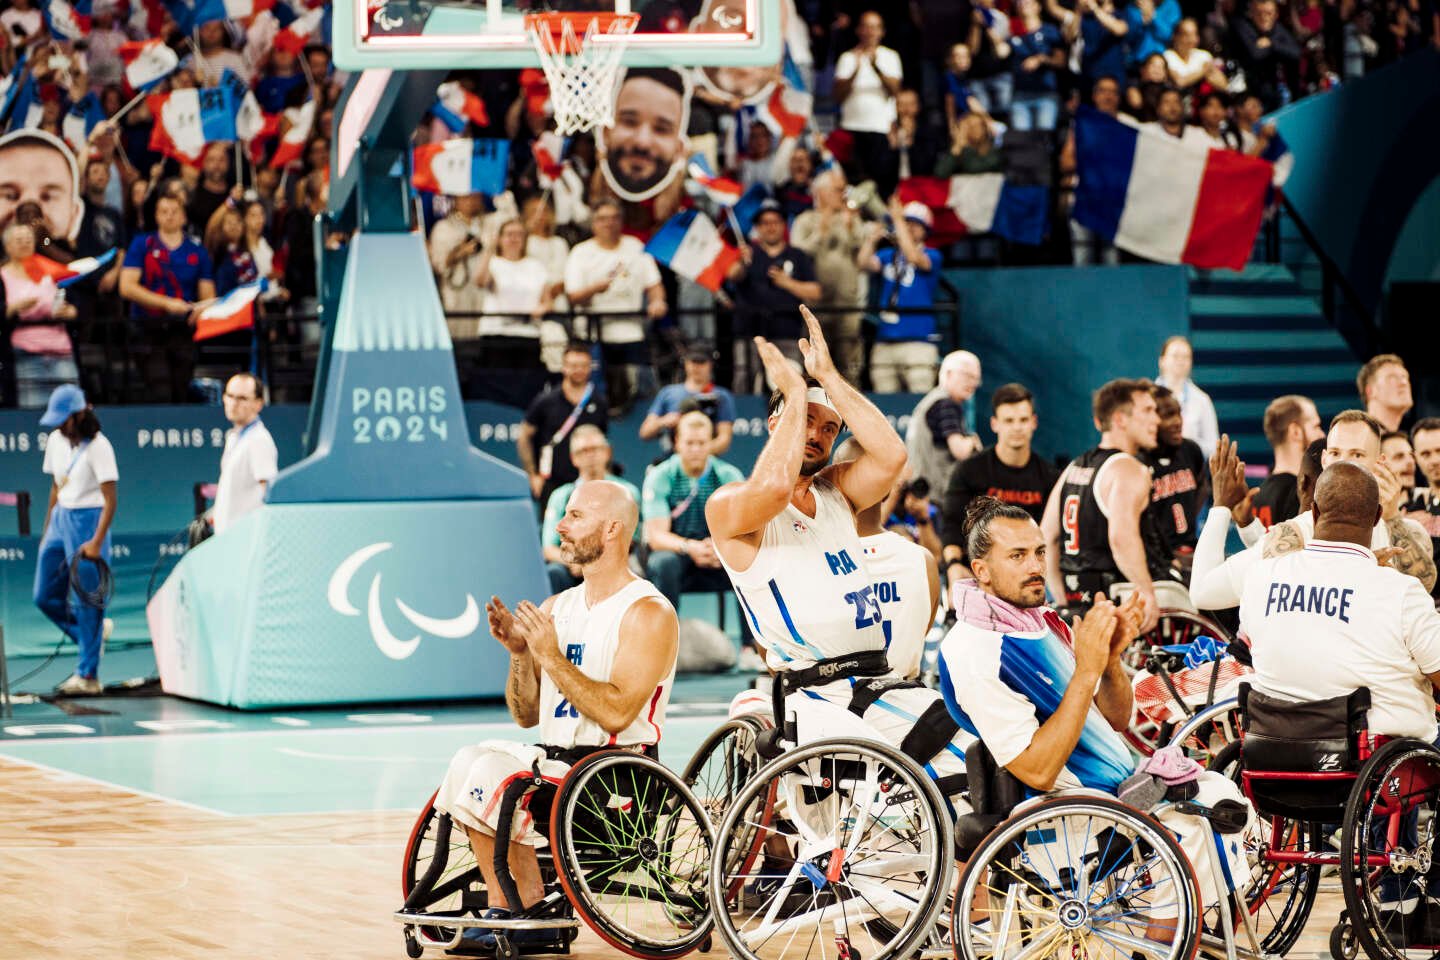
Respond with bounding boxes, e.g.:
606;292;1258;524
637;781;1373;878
937;612;1135;792
717;476;887;671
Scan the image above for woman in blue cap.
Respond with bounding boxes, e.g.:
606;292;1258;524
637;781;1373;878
34;384;118;696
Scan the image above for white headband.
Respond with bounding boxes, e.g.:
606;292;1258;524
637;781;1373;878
774;386;841;419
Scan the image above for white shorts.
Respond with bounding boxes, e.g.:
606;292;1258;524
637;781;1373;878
1153;772;1254;913
434;741;571;846
788;678;974;807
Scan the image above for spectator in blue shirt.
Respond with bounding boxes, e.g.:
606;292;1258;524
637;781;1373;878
641;411;745;619
1076;0;1132;90
944;43;988;133
540;425;642;593
638;342;737;455
1010;0;1068;130
858;197;942;393
1123;0;1183;70
118;189;215;403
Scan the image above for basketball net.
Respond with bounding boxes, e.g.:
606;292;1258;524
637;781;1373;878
525;12;640;136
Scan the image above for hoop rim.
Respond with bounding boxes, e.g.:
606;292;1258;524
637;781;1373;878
523;11;641;41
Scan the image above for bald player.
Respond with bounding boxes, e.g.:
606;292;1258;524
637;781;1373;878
1193;412;1436;609
434;480;679;948
836;436;941;680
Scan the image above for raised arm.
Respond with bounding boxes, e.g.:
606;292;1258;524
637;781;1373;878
705;339;809;543
514;596;678;734
804;307;907;511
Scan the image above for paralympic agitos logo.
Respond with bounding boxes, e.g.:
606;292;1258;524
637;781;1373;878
326;542;481;659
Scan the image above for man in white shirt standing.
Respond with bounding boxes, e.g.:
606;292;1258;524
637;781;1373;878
212;373;279;536
833;11;904;196
564;199;667;416
34;386;119;696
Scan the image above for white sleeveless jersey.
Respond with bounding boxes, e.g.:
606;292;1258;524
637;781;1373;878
718;476;886;670
539;578;675;749
860;531;935;680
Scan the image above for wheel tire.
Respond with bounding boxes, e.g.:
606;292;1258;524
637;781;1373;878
951;795;1204;960
550;751;715;960
681;716;777;902
1340;738;1440;960
709;738;953;960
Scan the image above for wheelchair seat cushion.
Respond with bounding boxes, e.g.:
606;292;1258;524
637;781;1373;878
965;741;1026;817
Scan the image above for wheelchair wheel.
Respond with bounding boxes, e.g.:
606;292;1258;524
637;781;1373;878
709;738;953;960
952;794;1203;960
1166;699;1244;769
401;790;486;939
1204;741;1323;956
681;716;777;902
1340;738;1440;960
550;750;714;959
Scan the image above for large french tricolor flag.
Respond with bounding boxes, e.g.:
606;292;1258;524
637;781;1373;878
897;175;1050;247
120;39;179;92
411;138;510;196
194;281;265;341
147;87;238;164
1073;106;1273;271
646;210;740;293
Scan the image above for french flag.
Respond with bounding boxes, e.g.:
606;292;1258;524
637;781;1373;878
44;0;91;40
194;281;266;341
897;175;1049;247
759;52;810;139
411;138;510;196
148;87;238;165
268;99;315;168
687;155;743;207
120;39;179;92
432;82;489;132
55;250;118;287
274;7;324;55
62;92;105;152
1073;106;1273;271
646;210;740;293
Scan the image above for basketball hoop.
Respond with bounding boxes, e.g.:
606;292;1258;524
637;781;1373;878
525;12;640;136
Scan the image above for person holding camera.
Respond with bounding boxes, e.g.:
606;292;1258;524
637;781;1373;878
638;343;736;456
427;192;489;337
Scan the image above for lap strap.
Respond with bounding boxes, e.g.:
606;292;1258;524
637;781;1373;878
780;650;892;692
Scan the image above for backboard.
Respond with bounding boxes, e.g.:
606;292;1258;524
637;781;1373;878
332;0;783;71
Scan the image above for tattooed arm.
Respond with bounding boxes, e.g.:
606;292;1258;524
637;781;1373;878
1385;517;1438;591
1261;520;1307;558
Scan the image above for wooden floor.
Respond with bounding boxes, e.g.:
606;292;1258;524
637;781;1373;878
0;756;1343;959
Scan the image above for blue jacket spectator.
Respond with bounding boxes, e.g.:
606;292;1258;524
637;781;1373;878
1123;0;1182;68
860;199;943;394
1078;0;1132;88
639;343;737;455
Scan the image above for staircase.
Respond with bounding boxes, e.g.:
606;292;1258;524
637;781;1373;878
1188;260;1357;464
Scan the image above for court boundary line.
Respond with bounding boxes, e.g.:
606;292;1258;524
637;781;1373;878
0;752;238;818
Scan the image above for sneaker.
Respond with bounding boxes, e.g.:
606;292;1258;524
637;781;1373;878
737;647;767;672
54;674;102;696
459;908;551;951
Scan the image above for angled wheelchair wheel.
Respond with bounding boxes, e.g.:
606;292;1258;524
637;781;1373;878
401;790;487;940
709;738;953;960
1340;738;1440;960
1203;740;1322;956
952;794;1203;960
681;716;778;903
550;750;715;959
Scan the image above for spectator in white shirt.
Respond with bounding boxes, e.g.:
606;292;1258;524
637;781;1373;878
212;373;279;536
35;386;118;696
428;192;488;337
833;11;904;196
1164;18;1228;90
1142;88;1216;149
564;199;667;415
522;196;571;373
475;219;552;368
1154;335;1218;456
0;0;43;46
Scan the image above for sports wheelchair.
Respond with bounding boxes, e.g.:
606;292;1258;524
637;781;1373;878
396;747;715;959
704;678;958;960
1176;685;1440;960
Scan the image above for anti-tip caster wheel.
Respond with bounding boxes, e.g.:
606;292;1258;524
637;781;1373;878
403;929;424;959
1329;915;1359;960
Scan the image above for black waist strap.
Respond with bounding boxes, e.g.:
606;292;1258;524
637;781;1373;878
540;743;654;765
781;650;892;692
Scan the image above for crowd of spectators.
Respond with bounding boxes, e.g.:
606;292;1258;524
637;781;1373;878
0;0;1435;410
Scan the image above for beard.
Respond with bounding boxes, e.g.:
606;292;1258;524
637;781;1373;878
997;576;1048;609
561;530;605;566
800;454;829;477
608;147;667;196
